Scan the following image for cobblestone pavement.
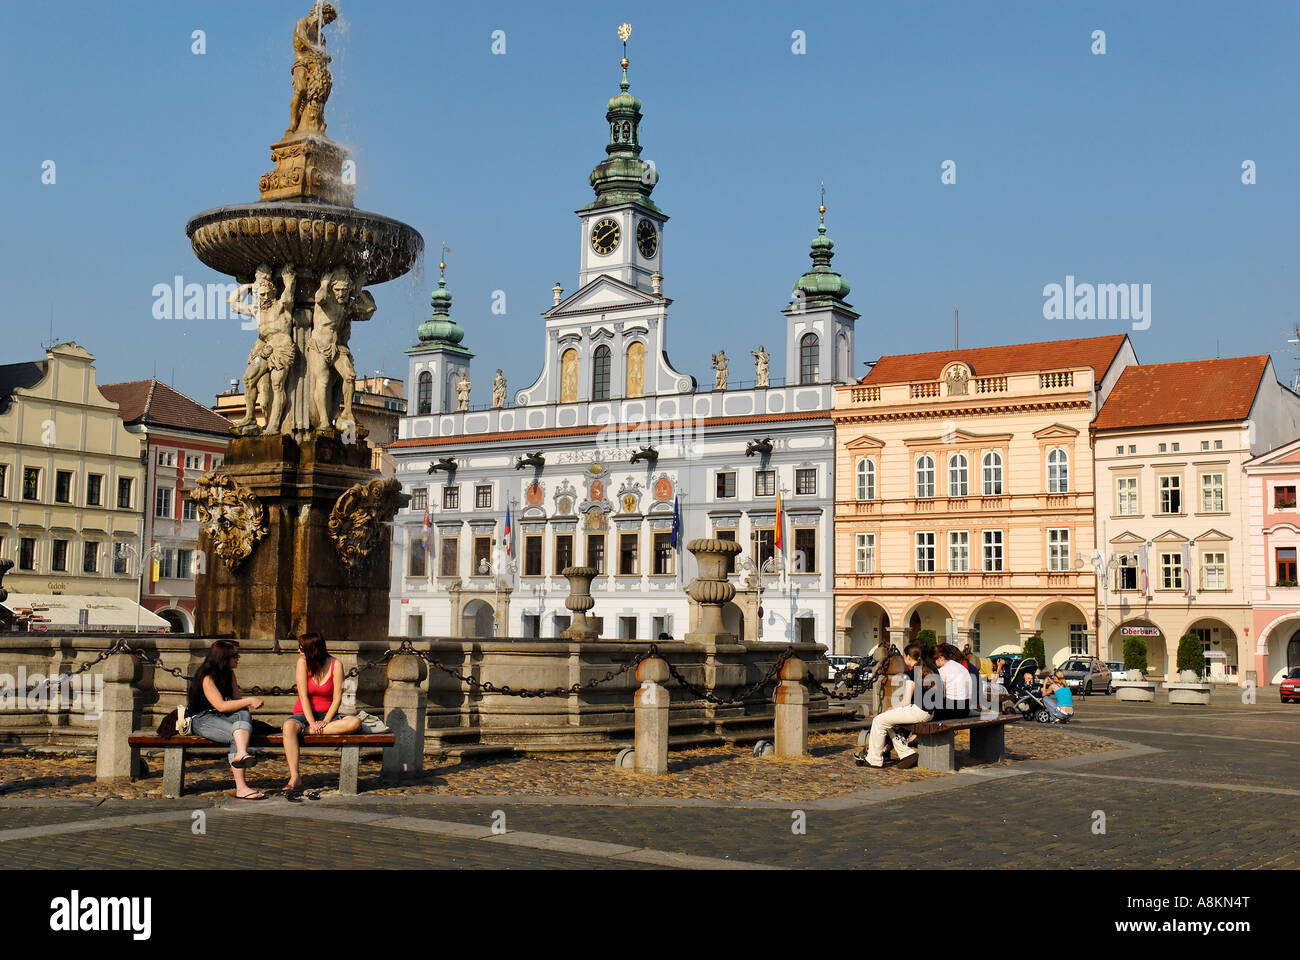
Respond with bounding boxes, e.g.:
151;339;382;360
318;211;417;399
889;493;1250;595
0;696;1295;869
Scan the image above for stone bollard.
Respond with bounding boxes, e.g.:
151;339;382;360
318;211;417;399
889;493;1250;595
774;656;810;758
96;652;141;782
633;656;670;775
382;652;428;779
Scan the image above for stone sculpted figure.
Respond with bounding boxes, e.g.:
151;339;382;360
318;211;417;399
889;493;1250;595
751;345;770;388
712;350;729;390
287;2;338;137
228;264;298;435
310;266;375;433
456;373;472;412
492;369;507;409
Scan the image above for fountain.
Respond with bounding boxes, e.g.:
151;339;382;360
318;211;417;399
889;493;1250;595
187;4;419;643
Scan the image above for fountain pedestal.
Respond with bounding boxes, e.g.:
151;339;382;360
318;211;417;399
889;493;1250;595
195;434;399;642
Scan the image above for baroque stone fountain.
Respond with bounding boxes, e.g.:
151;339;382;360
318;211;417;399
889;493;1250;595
187;4;419;642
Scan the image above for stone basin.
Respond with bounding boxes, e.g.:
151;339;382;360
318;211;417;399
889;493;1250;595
186;202;424;284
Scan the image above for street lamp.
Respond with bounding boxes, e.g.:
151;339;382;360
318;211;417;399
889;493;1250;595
118;540;163;634
478;554;518;637
739;555;779;640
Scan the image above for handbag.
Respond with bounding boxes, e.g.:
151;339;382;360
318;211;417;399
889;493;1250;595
156;705;193;737
353;709;390;734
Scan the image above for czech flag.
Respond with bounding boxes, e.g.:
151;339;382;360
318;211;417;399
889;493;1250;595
421;506;431;553
503;504;512;556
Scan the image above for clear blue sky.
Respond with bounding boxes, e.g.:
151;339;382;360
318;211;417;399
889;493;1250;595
2;0;1298;402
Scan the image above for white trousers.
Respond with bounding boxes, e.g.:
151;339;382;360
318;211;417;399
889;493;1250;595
867;704;934;763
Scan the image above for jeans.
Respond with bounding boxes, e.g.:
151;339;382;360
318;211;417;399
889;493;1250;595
866;704;933;763
1043;694;1073;721
190;708;253;764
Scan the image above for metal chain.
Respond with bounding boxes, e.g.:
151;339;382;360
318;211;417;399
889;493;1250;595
105;638;191;681
406;641;658;699
661;646;795;705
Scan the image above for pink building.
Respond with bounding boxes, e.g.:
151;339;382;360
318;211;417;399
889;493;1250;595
1245;437;1300;683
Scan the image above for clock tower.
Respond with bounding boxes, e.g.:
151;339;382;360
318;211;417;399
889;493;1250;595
576;41;666;292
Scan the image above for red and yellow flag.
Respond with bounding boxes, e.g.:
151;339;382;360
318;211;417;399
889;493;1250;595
774;487;783;553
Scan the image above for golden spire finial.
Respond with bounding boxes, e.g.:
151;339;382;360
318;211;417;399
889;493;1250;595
617;23;632;88
819;182;826;225
440;243;450;279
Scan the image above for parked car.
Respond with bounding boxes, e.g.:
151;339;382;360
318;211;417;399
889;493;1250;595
1058;657;1112;695
1105;660;1125;677
1281;667;1300;703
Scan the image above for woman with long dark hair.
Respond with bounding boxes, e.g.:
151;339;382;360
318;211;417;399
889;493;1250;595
188;639;266;800
854;642;939;769
281;633;360;795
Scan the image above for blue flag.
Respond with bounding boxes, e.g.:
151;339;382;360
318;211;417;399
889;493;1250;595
670;495;680;549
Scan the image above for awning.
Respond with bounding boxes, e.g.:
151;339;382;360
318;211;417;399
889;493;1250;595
1;593;169;632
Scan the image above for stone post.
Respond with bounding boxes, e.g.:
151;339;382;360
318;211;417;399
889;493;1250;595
560;566;600;640
633;656;670;775
774;656;809;757
684;538;744;642
382;652;428;779
96;652;140;782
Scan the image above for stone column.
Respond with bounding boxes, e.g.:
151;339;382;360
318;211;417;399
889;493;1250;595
96;652;141;782
382;652;428;779
684;538;743;642
560;565;600;640
633;656;670;775
774;656;809;757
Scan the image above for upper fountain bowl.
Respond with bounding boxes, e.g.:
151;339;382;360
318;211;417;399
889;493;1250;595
186;202;424;285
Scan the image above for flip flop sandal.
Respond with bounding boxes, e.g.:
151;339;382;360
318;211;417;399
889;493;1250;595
234;792;266;800
230;752;259;769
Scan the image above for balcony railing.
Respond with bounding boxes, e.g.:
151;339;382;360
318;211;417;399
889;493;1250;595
974;376;1007;394
1039;371;1074;389
909;381;941;398
851;386;881;403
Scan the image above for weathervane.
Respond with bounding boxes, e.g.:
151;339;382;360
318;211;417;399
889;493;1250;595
440;243;450;279
618;23;632;84
819;181;826;225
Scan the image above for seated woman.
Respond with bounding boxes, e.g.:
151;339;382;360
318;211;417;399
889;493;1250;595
282;632;361;795
854;643;939;769
931;643;974;719
187;639;266;800
1042;671;1076;721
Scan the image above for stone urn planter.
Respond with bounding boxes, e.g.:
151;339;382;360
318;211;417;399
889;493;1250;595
684;538;744;642
1165;670;1212;705
1112;679;1157;702
559;565;599;640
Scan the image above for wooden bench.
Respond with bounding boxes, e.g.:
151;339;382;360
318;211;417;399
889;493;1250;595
910;715;1018;771
127;733;395;798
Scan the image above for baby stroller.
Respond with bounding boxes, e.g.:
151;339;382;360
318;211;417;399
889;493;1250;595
1005;659;1071;724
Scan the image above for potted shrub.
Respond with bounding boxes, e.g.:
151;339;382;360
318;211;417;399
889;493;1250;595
1113;636;1157;702
1023;634;1046;670
1167;634;1212;704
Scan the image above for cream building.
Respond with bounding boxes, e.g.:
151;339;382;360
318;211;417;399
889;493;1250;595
1091;355;1300;682
0;343;145;604
833;335;1136;665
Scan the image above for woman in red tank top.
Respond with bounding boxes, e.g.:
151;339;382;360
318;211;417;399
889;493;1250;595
281;632;361;795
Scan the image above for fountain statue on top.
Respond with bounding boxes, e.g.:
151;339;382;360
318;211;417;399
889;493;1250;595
187;3;420;642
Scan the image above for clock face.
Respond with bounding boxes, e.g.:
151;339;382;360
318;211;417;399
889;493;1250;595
636;219;658;258
590;218;620;255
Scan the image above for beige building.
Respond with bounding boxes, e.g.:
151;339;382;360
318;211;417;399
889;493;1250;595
1092;355;1300;682
214;374;404;475
833;335;1136;665
0;344;145;603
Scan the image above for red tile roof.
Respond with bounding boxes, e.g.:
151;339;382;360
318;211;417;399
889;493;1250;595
1092;355;1270;431
100;380;233;438
862;334;1130;385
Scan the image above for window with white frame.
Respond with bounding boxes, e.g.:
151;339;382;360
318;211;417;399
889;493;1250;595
157;450;176;467
411;487;428;512
915;456;935;499
915;532;936;573
948;453;968;497
155;487;173;518
949;531;969;572
855;533;876;574
982;530;1004;572
1200;473;1224;513
982;452;1003;495
855;459;875;501
182;496;198;521
1116;476;1139;515
1202;551;1226;590
1160;552;1183;590
795;468;817;496
1068;623;1087;655
1115;554;1137;591
1047;528;1070;571
1158;475;1182;514
1047;448;1069;493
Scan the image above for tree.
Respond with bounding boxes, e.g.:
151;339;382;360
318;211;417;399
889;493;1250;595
1123;636;1149;677
1023;634;1046;670
1176;634;1206;677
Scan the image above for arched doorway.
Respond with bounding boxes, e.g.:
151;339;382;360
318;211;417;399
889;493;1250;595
1109;620;1165;680
845;601;889;657
722;602;745;644
157;609;191;634
1183;618;1238;681
462;599;495;638
968;601;1020;657
1035;601;1091;669
903;600;952;643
